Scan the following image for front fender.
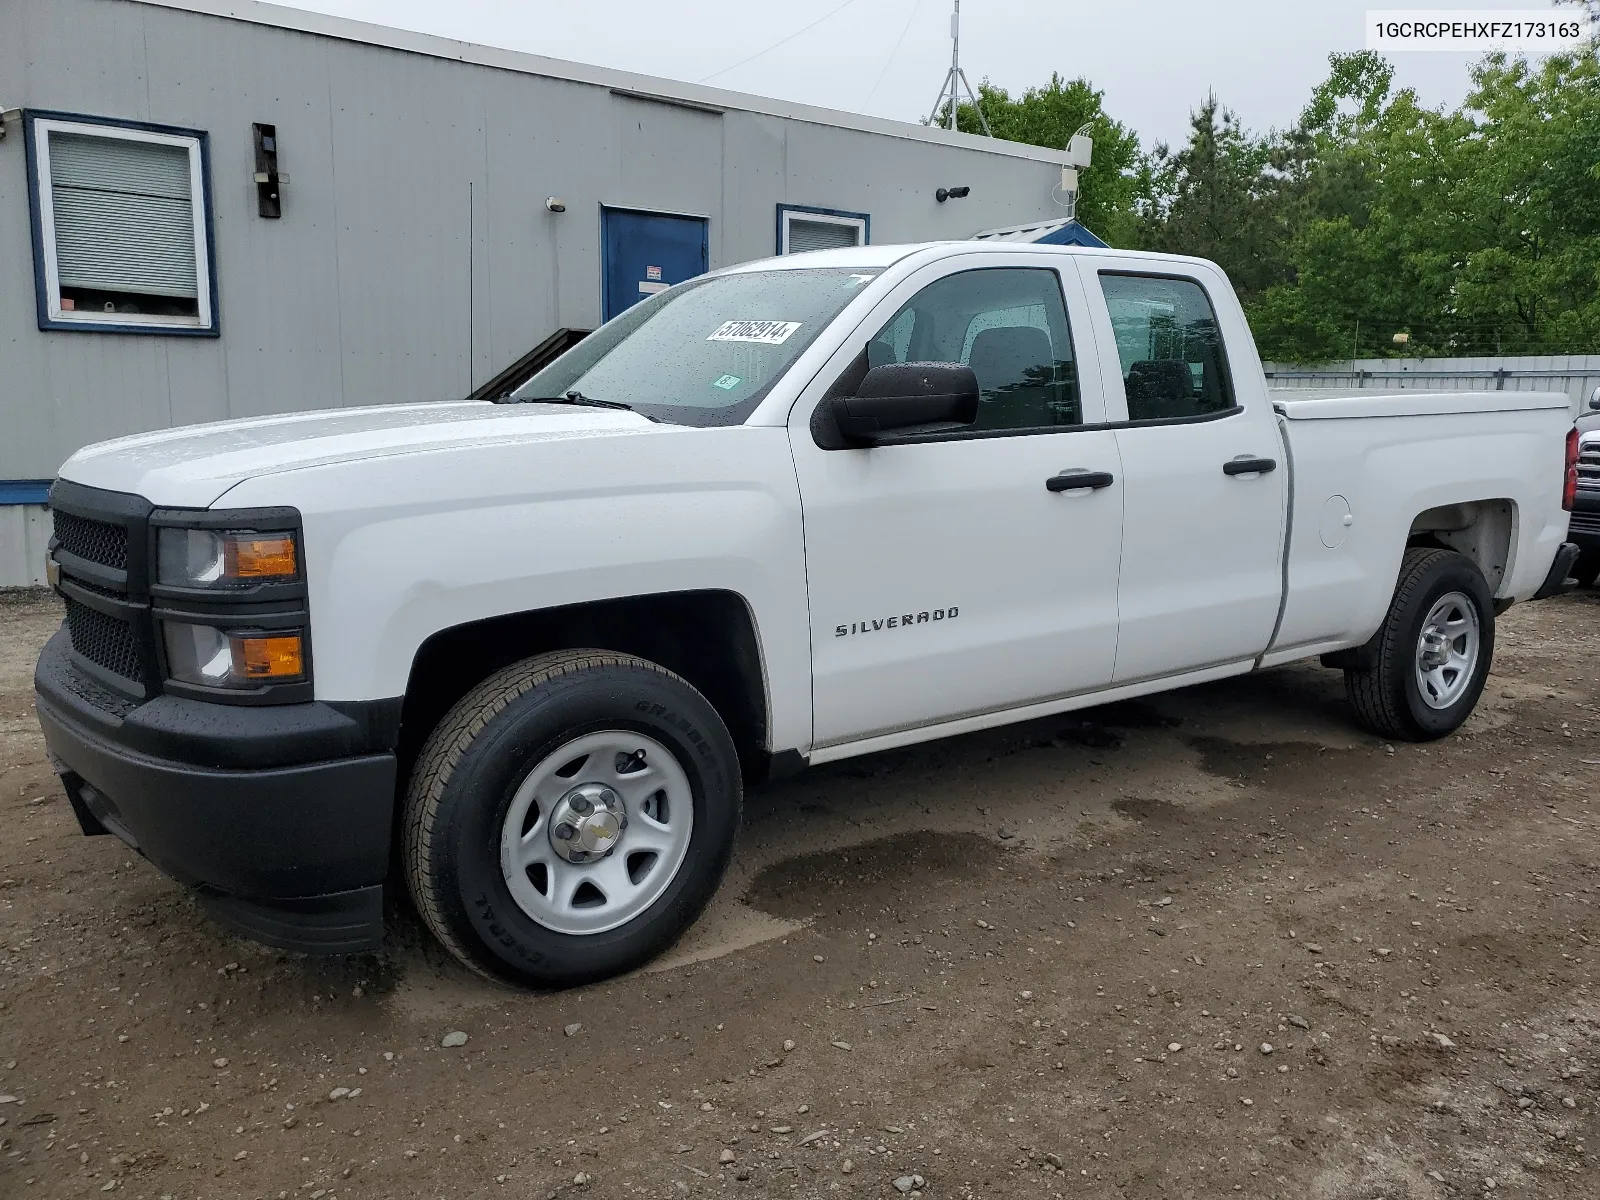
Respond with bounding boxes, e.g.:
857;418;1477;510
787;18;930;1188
215;426;813;754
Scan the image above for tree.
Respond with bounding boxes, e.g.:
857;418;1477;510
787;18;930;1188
1135;95;1290;303
1250;48;1600;360
941;74;1143;245
941;44;1600;362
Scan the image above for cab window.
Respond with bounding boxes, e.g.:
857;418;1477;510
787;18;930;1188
866;268;1081;432
1098;273;1235;421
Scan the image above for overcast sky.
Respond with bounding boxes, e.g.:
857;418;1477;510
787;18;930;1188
285;0;1574;149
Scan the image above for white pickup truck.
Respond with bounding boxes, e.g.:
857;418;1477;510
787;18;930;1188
35;242;1583;986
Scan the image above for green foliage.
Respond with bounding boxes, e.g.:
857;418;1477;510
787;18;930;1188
940;74;1142;245
1250;48;1600;361
1135;95;1288;300
966;44;1600;362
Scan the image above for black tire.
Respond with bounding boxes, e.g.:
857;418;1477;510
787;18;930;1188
1574;550;1600;588
1344;547;1495;742
402;649;741;988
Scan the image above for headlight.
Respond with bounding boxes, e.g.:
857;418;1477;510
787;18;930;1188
157;528;299;588
162;622;306;688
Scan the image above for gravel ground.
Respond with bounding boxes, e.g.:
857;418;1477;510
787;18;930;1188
2;585;1599;1200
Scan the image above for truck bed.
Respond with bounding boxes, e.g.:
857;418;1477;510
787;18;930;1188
1263;389;1574;666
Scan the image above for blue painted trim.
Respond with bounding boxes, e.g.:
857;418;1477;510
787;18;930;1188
776;203;871;254
24;109;221;338
0;480;53;505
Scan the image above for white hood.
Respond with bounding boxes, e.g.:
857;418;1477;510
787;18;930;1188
57;401;660;508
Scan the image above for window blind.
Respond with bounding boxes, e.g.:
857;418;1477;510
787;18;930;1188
48;132;199;299
786;218;861;254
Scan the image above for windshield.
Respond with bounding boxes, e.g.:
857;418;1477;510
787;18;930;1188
508;268;881;425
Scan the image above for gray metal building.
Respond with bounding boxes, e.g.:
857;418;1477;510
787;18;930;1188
0;0;1080;585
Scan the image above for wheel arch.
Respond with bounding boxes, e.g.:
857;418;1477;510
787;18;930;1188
1406;498;1516;596
397;590;772;786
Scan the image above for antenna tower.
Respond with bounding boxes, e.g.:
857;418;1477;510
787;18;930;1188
925;0;990;135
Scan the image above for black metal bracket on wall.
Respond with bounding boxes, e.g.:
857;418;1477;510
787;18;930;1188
252;122;286;218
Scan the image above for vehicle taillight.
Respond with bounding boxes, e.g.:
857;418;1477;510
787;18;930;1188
1564;427;1579;511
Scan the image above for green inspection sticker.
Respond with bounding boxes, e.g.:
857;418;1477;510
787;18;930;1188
712;374;742;391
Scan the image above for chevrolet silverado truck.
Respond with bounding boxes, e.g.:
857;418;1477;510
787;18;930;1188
35;242;1583;987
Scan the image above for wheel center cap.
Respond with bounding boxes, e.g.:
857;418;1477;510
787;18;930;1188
548;783;627;863
1420;627;1450;668
577;812;621;853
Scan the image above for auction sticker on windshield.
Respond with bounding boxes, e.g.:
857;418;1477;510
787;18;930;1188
707;320;801;345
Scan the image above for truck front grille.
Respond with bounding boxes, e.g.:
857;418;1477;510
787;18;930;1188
52;510;130;570
1579;445;1600;485
64;599;146;685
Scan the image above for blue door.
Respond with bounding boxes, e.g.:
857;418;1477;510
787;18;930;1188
601;208;709;322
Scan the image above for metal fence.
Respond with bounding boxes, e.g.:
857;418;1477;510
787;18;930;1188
1263;355;1600;415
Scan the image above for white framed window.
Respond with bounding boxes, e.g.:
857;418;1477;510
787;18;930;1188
777;204;869;255
25;112;218;335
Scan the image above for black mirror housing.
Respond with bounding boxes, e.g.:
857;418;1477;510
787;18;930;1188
830;362;979;444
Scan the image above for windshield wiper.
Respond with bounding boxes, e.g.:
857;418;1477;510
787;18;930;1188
513;391;658;421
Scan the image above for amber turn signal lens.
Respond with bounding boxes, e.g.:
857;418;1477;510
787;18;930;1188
225;535;298;579
234;634;305;679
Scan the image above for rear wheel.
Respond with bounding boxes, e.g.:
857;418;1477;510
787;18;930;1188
1344;548;1495;741
403;650;741;987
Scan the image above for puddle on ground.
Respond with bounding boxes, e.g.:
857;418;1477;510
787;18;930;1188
1187;735;1360;787
1110;795;1190;826
744;830;1005;921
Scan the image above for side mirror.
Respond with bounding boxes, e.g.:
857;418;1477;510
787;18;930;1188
830;362;979;444
1589;384;1600;411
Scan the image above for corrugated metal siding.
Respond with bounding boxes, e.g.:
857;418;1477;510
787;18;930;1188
1264;356;1600;416
0;506;53;588
1;0;1076;486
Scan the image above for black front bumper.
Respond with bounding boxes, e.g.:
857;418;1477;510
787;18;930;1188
35;629;397;954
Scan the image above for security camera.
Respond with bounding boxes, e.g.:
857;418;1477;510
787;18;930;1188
0;108;21;141
935;185;971;203
545;197;567;213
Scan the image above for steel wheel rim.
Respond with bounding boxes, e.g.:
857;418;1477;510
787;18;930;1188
499;730;694;936
1414;591;1480;710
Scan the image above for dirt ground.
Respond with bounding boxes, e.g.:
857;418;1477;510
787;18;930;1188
3;587;1600;1200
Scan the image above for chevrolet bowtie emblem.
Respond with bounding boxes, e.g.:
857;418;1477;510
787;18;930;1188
44;553;61;591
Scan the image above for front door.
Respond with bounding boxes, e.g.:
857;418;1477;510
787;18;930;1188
601;208;709;322
790;259;1125;749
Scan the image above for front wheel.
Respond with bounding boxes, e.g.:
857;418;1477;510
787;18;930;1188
402;650;741;987
1344;547;1495;741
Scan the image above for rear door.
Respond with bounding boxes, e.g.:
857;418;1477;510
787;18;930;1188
1077;263;1288;684
788;254;1125;750
601;208;709;322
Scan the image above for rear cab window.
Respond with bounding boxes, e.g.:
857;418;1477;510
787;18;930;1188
1097;273;1236;421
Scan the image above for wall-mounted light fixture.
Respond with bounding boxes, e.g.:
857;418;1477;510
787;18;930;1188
0;107;21;142
935;185;971;203
252;122;288;219
545;197;567;213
